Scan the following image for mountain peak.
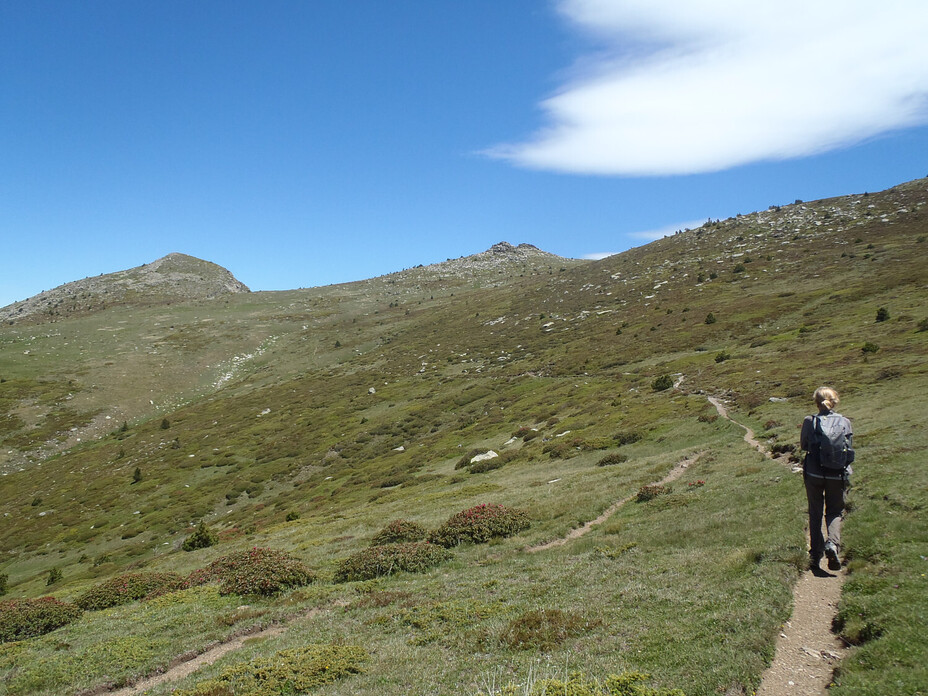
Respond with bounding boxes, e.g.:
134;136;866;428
1;253;250;325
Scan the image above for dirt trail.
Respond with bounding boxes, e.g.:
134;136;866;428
107;609;317;695
707;395;768;455
707;395;848;696
525;453;701;553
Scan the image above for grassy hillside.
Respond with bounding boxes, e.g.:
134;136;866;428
1;180;926;695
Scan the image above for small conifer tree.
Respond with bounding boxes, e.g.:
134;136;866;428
182;521;219;552
46;567;63;586
875;307;890;322
160;418;170;430
0;573;8;596
132;467;142;484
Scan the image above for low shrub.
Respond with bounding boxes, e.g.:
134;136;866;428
636;484;671;502
370;519;428;546
428;504;530;547
542;442;576;459
612;430;643;446
334;542;450;582
455;448;491;470
917;318;928;332
861;342;880;354
770;443;796;456
172;644;367;696
182;521;219;552
0;597;83;643
75;572;186;611
0;574;7;597
597;453;629;467
499;608;591;651
469;458;505;474
46;567;62;586
651;375;673;392
187;547;315;596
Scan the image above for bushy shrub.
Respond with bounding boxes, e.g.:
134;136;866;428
651;375;673;392
861;342;880;354
182;521;219;552
917;318;928;333
636;484;671;502
187;547;315;596
597;453;629;467
455;448;491;470
714;350;731;363
0;574;7;597
0;597;83;642
334;542;450;582
875;307;890;322
612;430;643;446
704;312;717;324
75;572;186;611
370;519;428;546
172;644;367;696
499;609;591;651
428;504;530;548
46;567;62;586
468;457;505;474
542;441;576;459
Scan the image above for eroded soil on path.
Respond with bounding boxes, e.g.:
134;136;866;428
106;609;318;695
707;395;848;696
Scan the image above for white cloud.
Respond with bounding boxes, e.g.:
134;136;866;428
488;1;928;175
582;251;618;260
583;218;708;259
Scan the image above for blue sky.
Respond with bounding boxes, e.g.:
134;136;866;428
2;0;928;307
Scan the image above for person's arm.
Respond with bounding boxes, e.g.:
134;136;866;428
800;416;813;451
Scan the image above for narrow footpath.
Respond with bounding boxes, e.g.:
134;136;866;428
525;452;701;553
707;395;848;696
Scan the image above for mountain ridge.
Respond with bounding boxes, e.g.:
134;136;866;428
1;252;250;325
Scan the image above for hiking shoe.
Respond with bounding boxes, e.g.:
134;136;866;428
824;543;841;571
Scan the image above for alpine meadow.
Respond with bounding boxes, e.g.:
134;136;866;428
1;179;927;696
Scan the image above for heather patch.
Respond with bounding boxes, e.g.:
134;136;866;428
0;597;83;642
636;484;671;503
75;572;186;611
370;518;428;546
427;504;530;547
597;452;629;467
335;542;450;582
186;547;314;596
172;644;367;696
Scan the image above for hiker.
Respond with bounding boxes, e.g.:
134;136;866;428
800;386;854;571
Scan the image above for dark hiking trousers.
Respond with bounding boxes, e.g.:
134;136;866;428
804;474;848;560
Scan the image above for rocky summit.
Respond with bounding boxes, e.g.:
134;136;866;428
1;253;250;325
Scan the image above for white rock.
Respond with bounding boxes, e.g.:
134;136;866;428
470;450;499;464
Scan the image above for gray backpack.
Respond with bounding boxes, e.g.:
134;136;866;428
813;413;854;471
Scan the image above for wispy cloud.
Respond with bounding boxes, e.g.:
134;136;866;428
488;0;928;175
583;219;708;259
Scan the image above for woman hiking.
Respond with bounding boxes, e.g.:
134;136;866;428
799;386;854;572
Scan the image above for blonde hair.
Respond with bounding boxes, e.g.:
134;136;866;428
813;386;840;411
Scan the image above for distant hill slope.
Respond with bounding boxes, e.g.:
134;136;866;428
0;183;926;695
1;253;250;325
